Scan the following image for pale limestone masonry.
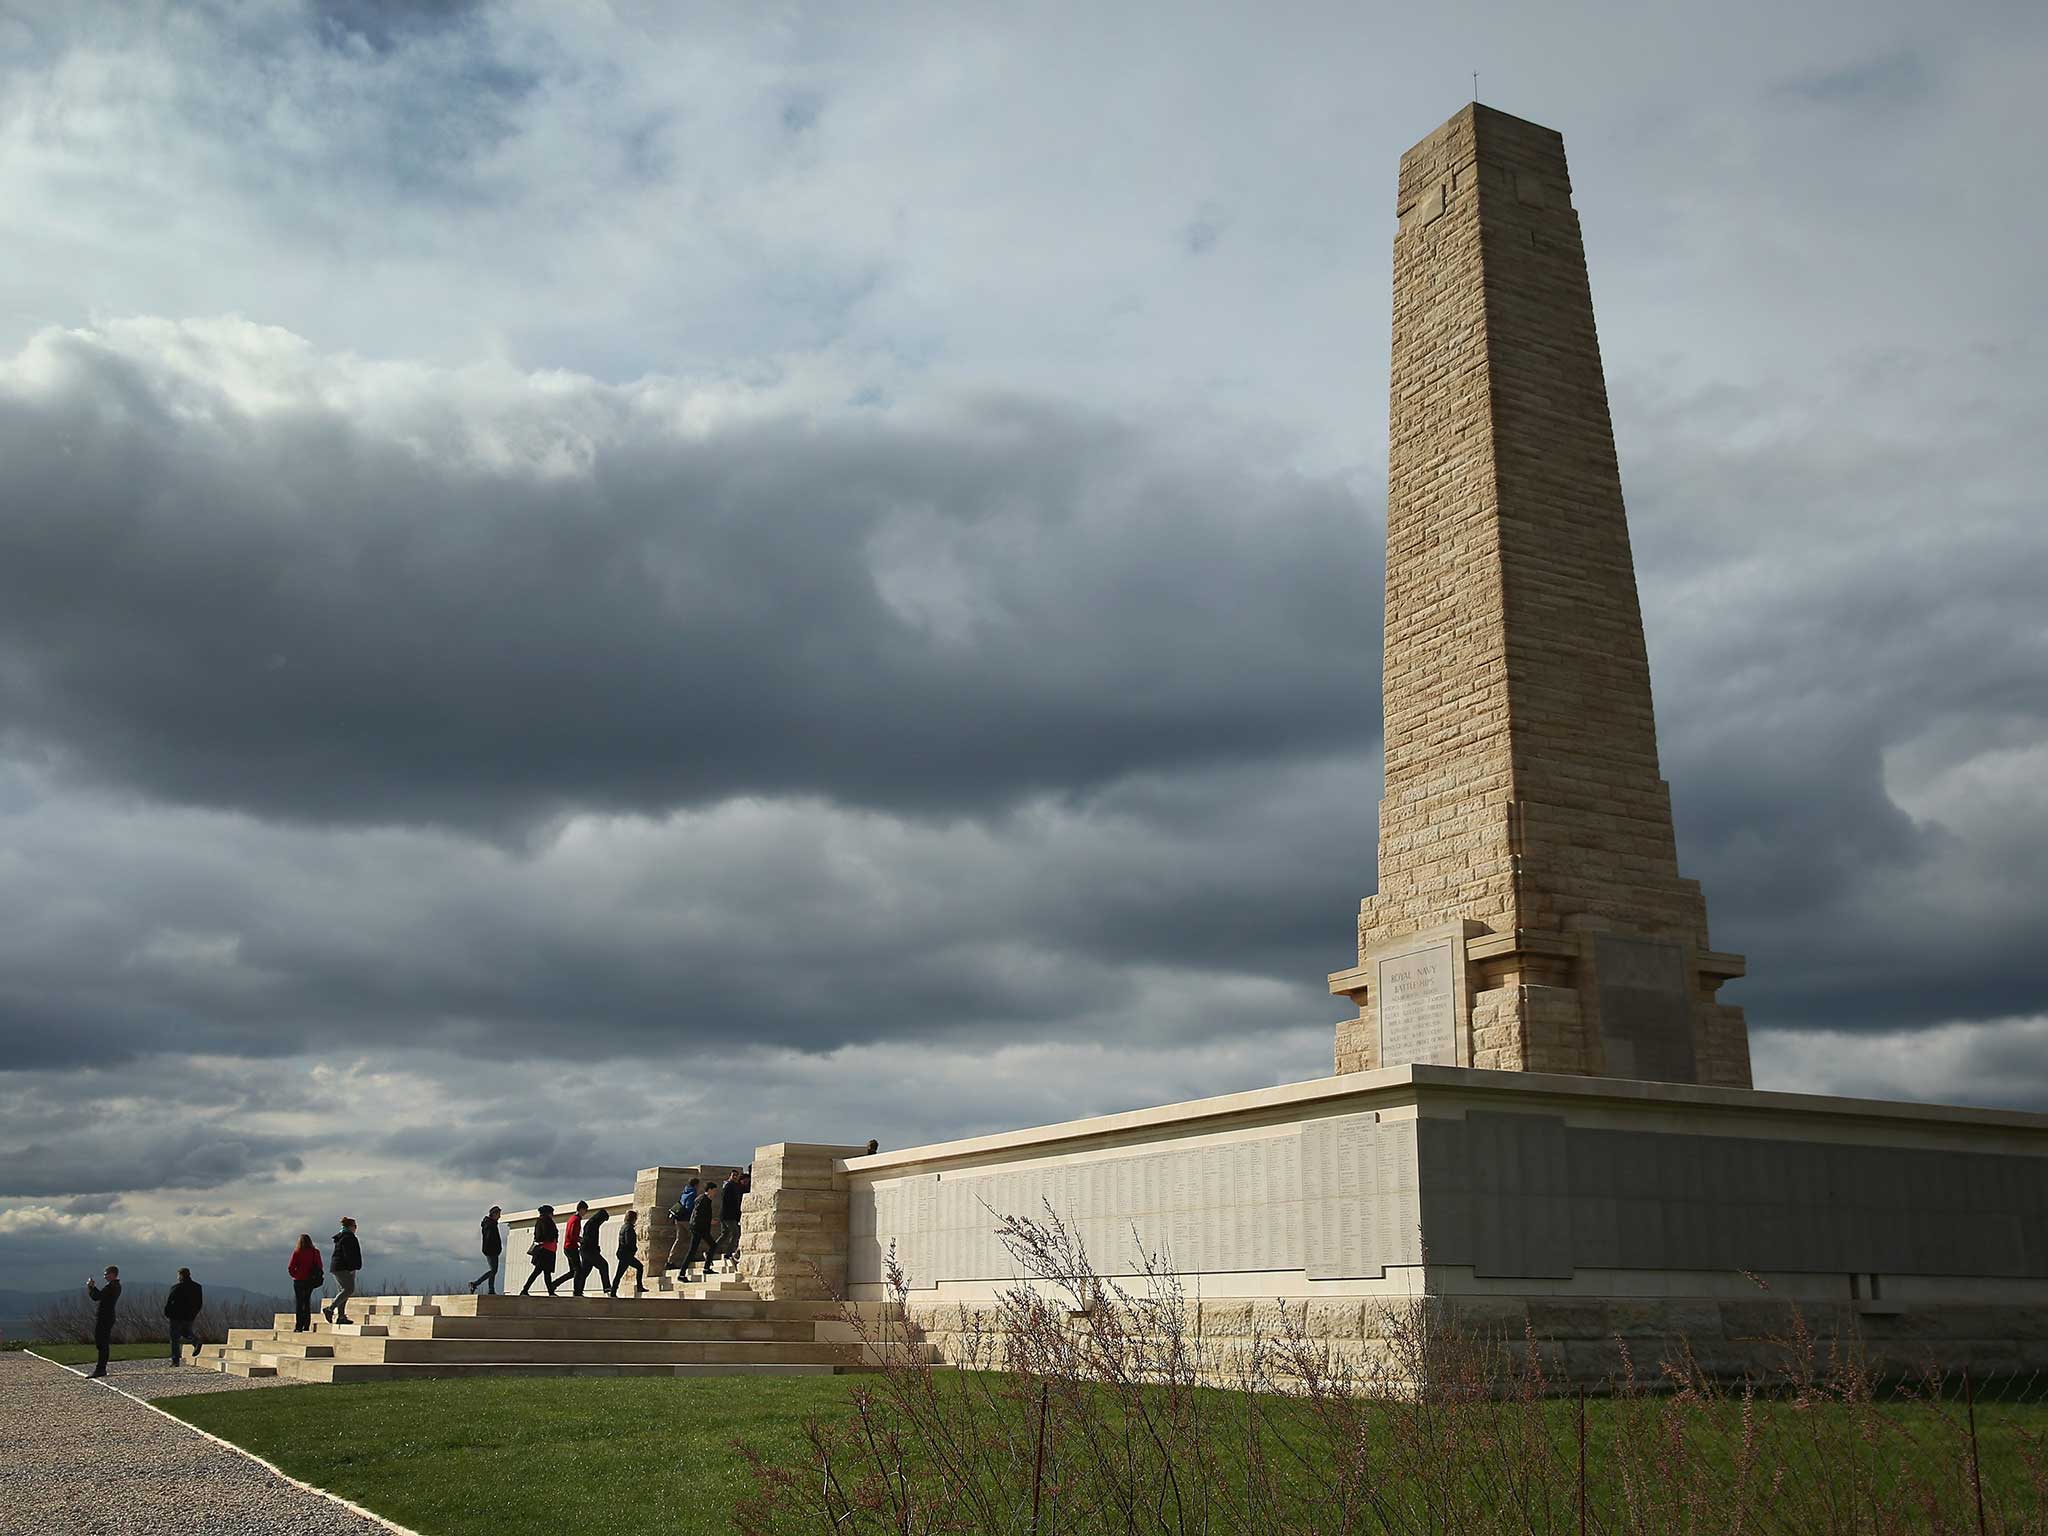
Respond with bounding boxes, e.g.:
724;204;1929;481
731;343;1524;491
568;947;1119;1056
1332;105;1749;1086
737;1142;868;1301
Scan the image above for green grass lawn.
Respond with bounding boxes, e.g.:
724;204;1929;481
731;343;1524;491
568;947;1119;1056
158;1373;2048;1536
165;1375;854;1536
32;1342;192;1365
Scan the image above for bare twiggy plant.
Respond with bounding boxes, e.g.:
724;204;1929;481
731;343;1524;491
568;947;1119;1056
737;1208;2048;1535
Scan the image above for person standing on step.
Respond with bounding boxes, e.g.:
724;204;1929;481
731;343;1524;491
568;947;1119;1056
470;1206;502;1295
557;1201;586;1295
573;1204;610;1296
84;1266;121;1377
716;1168;744;1274
664;1177;702;1272
323;1216;361;1326
520;1205;559;1295
164;1267;203;1365
287;1236;323;1333
681;1180;717;1279
609;1209;643;1297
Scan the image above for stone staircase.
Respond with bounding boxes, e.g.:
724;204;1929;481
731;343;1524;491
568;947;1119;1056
196;1286;907;1383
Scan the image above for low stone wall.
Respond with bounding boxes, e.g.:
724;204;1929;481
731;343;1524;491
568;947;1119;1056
873;1293;2048;1389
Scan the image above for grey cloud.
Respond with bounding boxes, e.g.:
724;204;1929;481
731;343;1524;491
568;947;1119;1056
0;327;1376;835
0;1126;307;1198
0;753;1365;1070
1773;49;1928;106
1618;349;2048;1038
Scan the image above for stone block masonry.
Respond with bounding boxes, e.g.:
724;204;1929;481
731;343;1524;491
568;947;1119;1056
738;1142;870;1301
1334;104;1750;1087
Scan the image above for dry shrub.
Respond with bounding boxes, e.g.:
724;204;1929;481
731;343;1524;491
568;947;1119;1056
738;1206;2048;1535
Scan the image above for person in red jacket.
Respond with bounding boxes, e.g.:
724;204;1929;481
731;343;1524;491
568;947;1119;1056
286;1235;323;1333
556;1201;587;1296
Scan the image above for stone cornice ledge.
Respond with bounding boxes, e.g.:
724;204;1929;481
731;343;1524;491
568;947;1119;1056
844;1066;2048;1177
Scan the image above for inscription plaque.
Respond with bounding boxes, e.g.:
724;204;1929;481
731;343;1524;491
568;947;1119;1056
1593;935;1696;1082
1377;942;1458;1067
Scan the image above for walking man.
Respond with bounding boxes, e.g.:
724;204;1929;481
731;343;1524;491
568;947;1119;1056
470;1206;503;1295
164;1267;204;1365
664;1178;702;1272
85;1266;120;1377
557;1202;586;1295
609;1209;644;1297
323;1216;362;1326
574;1204;611;1297
716;1168;744;1273
680;1183;717;1280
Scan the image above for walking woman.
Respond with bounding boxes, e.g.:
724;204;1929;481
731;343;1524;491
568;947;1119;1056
519;1205;559;1296
609;1209;644;1298
287;1234;323;1333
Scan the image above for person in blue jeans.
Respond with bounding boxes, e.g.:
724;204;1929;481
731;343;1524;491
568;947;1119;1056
164;1267;203;1364
470;1206;503;1295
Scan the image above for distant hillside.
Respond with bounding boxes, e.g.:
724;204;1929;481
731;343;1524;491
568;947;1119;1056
0;1283;288;1343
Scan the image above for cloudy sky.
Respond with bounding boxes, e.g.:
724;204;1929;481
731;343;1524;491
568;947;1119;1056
1;0;2043;1297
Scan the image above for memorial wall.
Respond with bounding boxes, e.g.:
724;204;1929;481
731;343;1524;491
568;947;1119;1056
850;1113;1424;1291
842;1067;2048;1306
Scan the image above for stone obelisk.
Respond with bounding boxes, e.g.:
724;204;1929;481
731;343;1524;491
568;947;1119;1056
1331;105;1751;1088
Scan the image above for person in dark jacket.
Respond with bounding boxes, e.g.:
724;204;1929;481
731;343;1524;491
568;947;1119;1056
164;1267;204;1365
287;1236;323;1332
470;1207;503;1295
664;1177;702;1271
573;1205;611;1296
715;1169;744;1274
85;1266;121;1376
323;1217;362;1326
679;1185;717;1279
520;1206;558;1295
608;1209;643;1298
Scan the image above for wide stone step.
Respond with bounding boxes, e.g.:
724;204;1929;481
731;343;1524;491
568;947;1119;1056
442;1294;810;1322
319;1361;855;1380
383;1315;818;1343
372;1337;860;1365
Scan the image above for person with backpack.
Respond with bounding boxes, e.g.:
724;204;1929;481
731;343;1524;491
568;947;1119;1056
679;1181;717;1280
287;1236;323;1333
664;1178;702;1272
164;1267;204;1365
573;1204;611;1297
323;1217;362;1326
609;1209;644;1298
520;1206;559;1295
470;1206;502;1295
85;1266;121;1377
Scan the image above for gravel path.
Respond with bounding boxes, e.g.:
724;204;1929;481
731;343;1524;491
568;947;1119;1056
31;1352;296;1400
0;1352;404;1535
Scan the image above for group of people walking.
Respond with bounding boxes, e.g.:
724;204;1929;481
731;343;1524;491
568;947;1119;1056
468;1167;750;1300
79;1171;753;1375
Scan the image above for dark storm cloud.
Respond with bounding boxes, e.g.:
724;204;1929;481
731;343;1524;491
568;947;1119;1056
1618;348;2048;1037
0;326;1375;836
0;1126;305;1198
0;750;1368;1071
